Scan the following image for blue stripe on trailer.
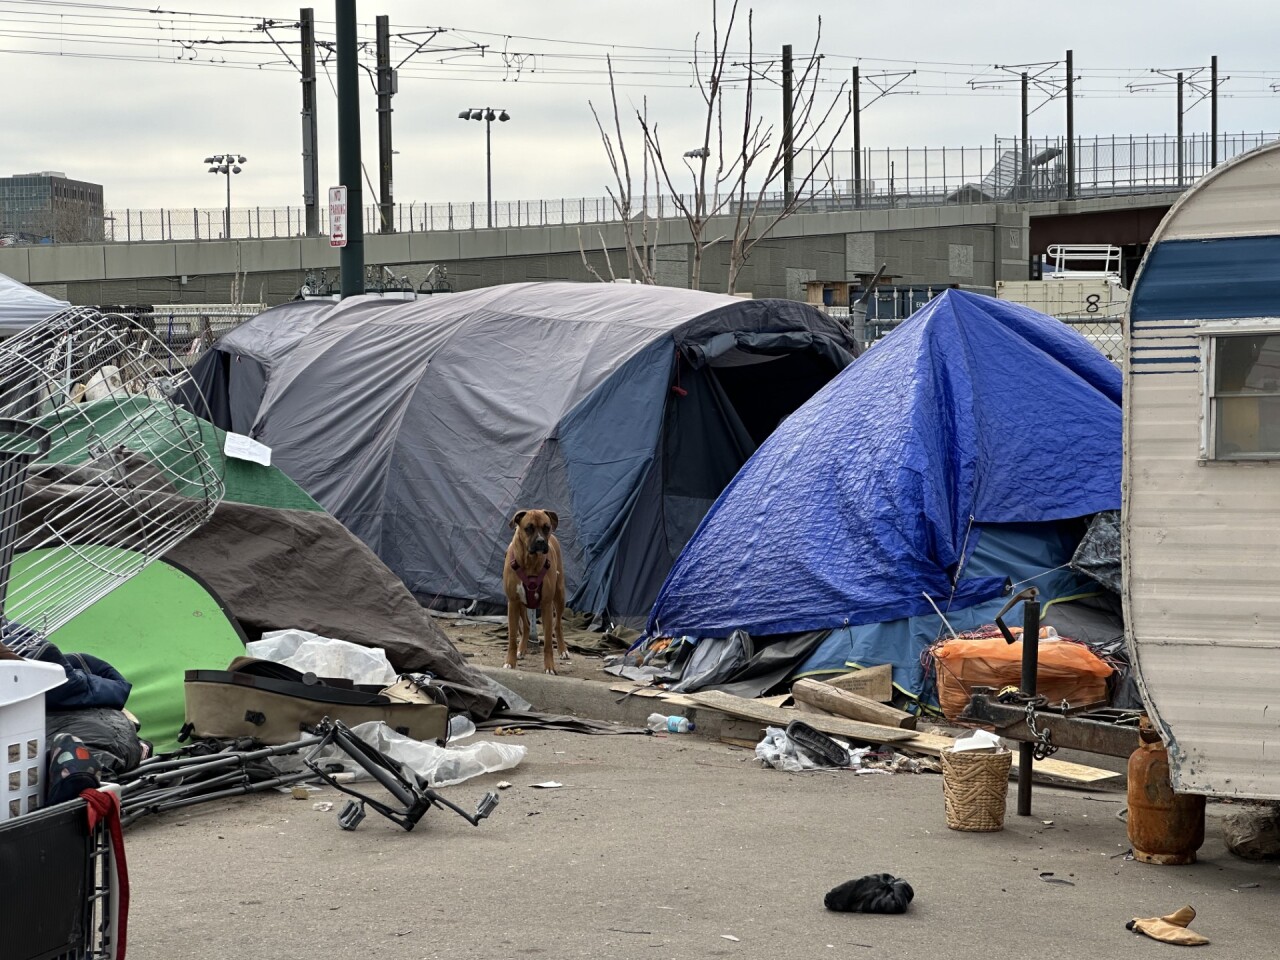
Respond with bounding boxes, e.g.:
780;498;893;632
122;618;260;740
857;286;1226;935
1131;235;1280;323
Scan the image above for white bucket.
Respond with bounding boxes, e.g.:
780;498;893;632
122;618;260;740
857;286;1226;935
0;660;68;820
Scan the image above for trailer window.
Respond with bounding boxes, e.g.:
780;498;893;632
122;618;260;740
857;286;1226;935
1210;334;1280;458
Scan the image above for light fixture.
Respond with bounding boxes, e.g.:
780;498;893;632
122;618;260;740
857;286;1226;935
470;109;483;120
457;110;470;119
207;167;218;174
231;165;242;174
498;110;510;122
236;155;247;164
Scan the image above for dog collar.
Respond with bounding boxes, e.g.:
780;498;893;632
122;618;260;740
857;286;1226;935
511;558;551;609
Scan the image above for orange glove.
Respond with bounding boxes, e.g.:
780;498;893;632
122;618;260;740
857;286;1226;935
1127;905;1209;946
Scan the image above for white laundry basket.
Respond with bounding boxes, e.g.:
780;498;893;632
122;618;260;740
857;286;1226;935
0;659;68;821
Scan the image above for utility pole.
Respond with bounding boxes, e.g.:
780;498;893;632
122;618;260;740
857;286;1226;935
782;44;794;206
1065;49;1074;200
300;8;319;236
1176;72;1185;186
852;65;861;208
1021;72;1029;201
336;0;364;296
376;15;395;233
1211;55;1219;168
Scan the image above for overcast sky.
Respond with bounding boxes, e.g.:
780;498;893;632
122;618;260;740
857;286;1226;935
4;0;1280;211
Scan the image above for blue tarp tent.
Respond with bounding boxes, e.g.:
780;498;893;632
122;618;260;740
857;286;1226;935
647;289;1122;703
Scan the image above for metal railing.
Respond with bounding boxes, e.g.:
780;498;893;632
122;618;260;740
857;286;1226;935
3;132;1273;245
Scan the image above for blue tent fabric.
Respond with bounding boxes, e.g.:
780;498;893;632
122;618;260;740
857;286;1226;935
647;289;1122;641
793;522;1102;702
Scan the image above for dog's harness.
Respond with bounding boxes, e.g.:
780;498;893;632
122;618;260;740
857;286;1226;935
511;558;551;609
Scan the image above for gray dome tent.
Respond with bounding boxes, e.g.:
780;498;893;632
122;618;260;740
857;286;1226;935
188;282;859;623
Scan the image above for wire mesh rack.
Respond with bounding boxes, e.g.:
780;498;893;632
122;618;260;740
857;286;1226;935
0;306;224;650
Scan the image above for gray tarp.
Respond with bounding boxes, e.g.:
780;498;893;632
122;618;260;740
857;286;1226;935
0;272;68;332
186;282;858;623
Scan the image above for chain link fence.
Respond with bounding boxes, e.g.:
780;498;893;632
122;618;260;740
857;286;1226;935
826;284;1123;364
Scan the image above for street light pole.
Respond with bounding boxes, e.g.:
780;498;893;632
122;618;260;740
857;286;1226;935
203;153;246;238
459;108;510;229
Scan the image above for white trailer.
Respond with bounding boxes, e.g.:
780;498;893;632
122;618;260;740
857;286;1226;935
1124;141;1280;799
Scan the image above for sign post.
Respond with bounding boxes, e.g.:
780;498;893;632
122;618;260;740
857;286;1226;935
329;185;348;248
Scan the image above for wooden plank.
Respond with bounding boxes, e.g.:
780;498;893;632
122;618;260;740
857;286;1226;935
608;684;699;708
792;678;917;730
897;729;1119;784
685;690;915;744
824;664;894;703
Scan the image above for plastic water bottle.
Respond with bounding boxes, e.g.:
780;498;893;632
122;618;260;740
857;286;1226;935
647;713;694;734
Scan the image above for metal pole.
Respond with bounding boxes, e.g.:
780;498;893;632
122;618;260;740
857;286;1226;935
852;66;861;209
301;7;319;237
225;166;231;238
1177;72;1185;187
1211;55;1219;168
1016;596;1042;817
1065;49;1075;199
1021;72;1029;202
336;0;364;296
485;115;493;229
376;14;394;234
783;44;795;205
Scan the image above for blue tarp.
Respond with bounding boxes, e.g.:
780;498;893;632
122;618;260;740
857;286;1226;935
648;289;1122;641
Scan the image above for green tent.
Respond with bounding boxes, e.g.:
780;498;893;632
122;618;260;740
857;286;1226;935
13;547;246;752
38;395;323;512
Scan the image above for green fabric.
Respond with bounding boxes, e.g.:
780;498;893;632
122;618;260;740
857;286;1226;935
35;396;323;512
14;548;246;752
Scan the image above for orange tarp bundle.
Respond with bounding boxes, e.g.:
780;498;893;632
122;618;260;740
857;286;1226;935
932;632;1113;720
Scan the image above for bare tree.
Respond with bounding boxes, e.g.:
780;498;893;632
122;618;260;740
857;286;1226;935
587;60;660;284
589;0;850;294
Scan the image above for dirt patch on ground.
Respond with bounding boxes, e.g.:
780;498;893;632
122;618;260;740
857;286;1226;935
436;617;622;683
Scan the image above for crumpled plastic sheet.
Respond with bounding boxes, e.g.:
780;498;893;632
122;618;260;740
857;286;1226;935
246;629;399;686
314;720;526;788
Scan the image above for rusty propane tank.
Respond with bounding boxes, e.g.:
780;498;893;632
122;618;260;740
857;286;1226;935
1127;719;1206;865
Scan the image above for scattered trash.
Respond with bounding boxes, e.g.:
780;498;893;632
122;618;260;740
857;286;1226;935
720;934;741;942
824;874;915;914
1039;872;1075;886
493;727;526;736
647;713;694;734
496;780;513;790
308;721;526;788
785;720;850;766
530;781;563;789
1232;883;1260;891
1126;905;1209;946
1041;820;1055;826
312;802;333;812
291;785;311;800
609;928;652;935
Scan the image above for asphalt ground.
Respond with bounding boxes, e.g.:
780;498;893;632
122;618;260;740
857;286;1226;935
124;723;1278;960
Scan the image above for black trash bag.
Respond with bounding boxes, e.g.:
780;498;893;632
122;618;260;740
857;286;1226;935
824;873;915;914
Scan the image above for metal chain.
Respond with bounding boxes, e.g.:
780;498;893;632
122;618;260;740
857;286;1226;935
1023;696;1060;760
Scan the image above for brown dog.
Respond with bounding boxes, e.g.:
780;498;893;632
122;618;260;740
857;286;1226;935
503;509;568;674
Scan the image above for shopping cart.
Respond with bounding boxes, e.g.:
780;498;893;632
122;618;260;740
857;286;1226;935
0;793;123;960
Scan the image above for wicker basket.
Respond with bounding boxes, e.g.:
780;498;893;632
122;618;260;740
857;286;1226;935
941;747;1013;832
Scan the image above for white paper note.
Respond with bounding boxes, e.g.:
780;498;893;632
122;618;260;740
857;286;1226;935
224;432;272;466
